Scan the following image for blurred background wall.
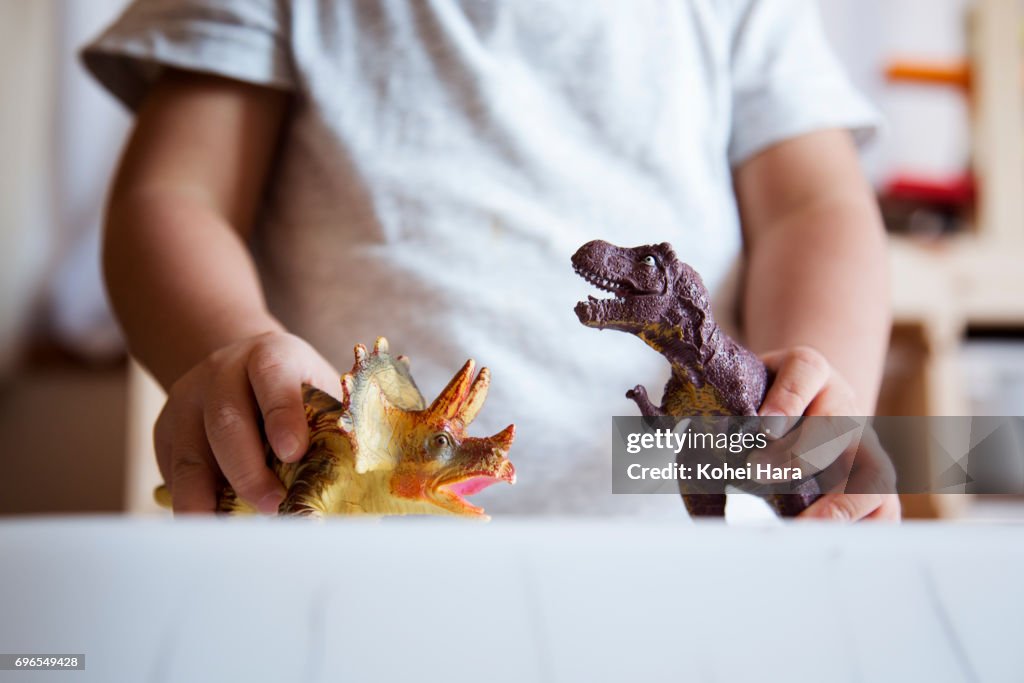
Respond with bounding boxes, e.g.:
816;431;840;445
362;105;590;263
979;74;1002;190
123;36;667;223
0;0;57;375
1;0;1022;516
0;0;130;513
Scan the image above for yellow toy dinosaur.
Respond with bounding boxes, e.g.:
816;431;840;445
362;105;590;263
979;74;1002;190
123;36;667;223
155;338;516;518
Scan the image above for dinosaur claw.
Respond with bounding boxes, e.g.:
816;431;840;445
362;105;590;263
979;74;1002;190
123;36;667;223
373;337;389;355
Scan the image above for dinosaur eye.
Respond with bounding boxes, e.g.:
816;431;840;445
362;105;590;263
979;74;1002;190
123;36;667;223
430;433;453;451
641;255;658;267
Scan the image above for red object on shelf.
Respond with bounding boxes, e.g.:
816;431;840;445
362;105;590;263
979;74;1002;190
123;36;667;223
881;174;977;208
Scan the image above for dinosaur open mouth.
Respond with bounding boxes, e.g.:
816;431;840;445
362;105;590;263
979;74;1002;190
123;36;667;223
573;263;635;302
436;463;516;516
572;263;646;327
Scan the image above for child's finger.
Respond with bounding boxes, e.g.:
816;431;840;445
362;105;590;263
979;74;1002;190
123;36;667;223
170;409;219;514
864;495;901;521
759;346;831;422
800;428;898;522
798;492;884;522
171;458;219;514
202;368;285;514
246;342;309;463
805;380;858;418
843;428;898;498
153;401;174;486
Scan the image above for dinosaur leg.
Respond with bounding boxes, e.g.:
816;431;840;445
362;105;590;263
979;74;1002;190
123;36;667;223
626;385;666;417
682;494;727;517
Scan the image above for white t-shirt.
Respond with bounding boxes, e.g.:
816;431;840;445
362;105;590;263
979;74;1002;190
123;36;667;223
83;0;878;516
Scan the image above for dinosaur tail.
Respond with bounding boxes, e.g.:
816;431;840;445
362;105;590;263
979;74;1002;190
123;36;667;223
153;484;172;509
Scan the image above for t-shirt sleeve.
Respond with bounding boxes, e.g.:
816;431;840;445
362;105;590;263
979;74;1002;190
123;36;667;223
81;0;294;111
727;0;881;167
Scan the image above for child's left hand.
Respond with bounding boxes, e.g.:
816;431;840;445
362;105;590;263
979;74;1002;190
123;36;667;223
758;346;901;522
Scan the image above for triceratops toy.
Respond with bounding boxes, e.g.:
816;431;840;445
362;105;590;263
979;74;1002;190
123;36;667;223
156;338;516;518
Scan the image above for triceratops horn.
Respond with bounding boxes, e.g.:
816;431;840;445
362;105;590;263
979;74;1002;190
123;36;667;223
458;367;491;426
428;359;475;420
492;424;516;450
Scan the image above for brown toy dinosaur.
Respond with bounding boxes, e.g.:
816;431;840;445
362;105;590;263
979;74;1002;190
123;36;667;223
155;338;516;518
572;240;820;517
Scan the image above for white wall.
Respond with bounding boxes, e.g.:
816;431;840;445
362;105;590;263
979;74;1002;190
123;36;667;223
0;0;58;375
818;0;974;184
47;0;131;360
0;0;129;373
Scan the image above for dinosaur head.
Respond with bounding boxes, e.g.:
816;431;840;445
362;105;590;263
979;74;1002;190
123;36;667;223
572;240;682;332
390;361;517;517
337;340;516;518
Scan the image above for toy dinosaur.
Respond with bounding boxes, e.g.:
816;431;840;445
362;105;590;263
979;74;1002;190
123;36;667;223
156;338;516;518
572;240;820;517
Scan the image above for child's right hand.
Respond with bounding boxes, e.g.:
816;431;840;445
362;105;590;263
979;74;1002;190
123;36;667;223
152;331;340;514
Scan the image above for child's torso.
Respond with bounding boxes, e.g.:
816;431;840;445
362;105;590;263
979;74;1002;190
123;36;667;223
254;0;742;515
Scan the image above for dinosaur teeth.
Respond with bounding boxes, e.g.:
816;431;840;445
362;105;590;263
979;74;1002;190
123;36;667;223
575;264;627;295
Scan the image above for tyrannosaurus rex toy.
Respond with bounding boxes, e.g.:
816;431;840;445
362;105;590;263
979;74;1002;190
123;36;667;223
156;338;516;518
572;240;820;518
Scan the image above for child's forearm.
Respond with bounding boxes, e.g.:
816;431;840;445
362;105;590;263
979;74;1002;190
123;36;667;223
734;132;898;521
736;130;891;414
103;70;290;390
742;200;890;412
102;72;345;513
104;189;283;389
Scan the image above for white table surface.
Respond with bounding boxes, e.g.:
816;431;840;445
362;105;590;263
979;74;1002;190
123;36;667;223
0;517;1022;682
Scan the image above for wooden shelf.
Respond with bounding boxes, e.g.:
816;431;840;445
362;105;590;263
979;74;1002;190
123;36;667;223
971;0;1024;243
890;235;1024;329
885;233;1024;517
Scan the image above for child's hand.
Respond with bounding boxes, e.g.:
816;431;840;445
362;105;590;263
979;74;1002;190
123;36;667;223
758;346;901;522
152;331;340;514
